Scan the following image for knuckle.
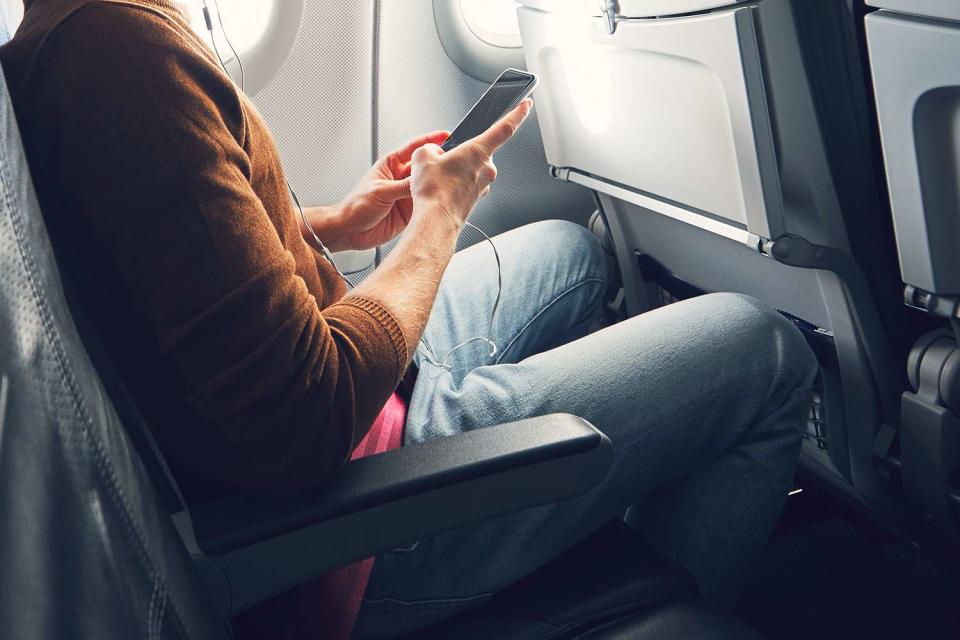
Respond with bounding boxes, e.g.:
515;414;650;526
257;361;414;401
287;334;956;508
468;141;490;162
412;146;435;164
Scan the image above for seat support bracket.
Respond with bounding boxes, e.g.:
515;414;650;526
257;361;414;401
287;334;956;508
901;331;960;543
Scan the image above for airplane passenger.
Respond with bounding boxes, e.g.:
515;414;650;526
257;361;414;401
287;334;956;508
1;0;818;636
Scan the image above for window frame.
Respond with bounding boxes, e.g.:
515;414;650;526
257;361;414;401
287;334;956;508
433;0;527;84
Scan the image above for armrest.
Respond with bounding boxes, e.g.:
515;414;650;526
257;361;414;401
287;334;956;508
173;414;613;617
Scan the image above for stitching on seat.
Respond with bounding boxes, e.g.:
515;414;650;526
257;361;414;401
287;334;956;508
151;581;169;640
0;116;195;639
147;578;158;640
0;375;8;441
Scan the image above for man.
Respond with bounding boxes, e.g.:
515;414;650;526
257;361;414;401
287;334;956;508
1;0;818;637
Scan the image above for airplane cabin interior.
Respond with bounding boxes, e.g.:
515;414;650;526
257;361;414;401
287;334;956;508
1;0;960;638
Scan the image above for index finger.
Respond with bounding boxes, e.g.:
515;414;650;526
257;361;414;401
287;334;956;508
392;130;451;164
472;99;533;157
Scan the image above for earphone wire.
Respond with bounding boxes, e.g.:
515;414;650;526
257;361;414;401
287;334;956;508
418;221;502;370
203;0;503;362
289;181;351;284
201;0;346;283
201;0;245;93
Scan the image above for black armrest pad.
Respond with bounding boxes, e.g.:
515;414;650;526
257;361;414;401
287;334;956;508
175;414;612;615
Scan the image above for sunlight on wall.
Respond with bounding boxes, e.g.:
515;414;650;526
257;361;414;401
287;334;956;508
548;5;613;135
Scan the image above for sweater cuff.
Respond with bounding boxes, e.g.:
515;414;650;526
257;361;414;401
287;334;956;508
337;296;408;370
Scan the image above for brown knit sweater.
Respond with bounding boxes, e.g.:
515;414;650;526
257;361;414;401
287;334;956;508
2;0;408;500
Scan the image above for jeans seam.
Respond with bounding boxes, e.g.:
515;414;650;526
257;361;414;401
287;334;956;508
495;276;607;365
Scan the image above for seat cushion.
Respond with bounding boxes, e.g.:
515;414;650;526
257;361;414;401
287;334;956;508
579;600;761;639
413;521;700;640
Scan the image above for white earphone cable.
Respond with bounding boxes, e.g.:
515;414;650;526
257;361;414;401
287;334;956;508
201;0;244;92
203;1;503;366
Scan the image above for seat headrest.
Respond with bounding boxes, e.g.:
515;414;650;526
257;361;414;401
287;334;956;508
0;59;226;639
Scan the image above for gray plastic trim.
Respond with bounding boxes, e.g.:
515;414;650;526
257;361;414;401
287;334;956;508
866;0;960;23
565;170;765;249
866;12;960;294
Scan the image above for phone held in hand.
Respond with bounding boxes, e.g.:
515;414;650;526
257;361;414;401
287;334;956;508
441;69;539;152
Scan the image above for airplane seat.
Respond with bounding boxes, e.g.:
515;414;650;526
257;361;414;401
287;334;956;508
0;47;230;640
0;27;758;639
865;0;960;545
516;0;913;518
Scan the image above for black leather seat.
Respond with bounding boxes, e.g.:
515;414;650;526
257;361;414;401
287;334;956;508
415;521;759;640
576;602;760;640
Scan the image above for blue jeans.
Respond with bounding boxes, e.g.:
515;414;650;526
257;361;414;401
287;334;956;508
354;220;818;638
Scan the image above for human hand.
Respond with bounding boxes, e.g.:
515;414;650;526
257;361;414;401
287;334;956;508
307;131;450;252
409;99;533;231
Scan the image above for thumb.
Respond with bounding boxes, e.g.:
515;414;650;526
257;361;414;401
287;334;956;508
376;177;412;201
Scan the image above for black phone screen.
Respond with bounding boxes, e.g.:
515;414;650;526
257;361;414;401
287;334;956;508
441;69;537;152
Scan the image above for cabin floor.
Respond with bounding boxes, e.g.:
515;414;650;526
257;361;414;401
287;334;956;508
737;484;960;639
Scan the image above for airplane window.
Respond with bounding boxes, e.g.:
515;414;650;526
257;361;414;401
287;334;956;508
173;0;304;96
176;0;273;59
434;0;527;83
460;0;522;48
213;0;273;58
0;1;24;34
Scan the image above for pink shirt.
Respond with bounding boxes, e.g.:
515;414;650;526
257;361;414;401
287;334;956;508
281;393;408;638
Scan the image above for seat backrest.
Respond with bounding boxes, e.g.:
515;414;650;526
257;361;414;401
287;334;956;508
866;1;960;297
0;25;226;639
515;0;913;509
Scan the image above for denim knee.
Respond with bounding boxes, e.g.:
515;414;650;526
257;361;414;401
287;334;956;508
710;292;819;399
517;219;609;286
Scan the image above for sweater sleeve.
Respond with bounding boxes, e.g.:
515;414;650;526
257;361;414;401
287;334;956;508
39;3;407;491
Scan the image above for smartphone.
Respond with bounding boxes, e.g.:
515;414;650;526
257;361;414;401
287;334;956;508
441;68;539;152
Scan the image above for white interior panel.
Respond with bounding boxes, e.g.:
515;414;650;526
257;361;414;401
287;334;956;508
252;2;374;207
517;4;783;237
0;1;22;35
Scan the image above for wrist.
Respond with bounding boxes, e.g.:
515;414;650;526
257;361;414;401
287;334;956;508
390;202;460;273
397;201;460;256
411;198;464;239
302;204;351;253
